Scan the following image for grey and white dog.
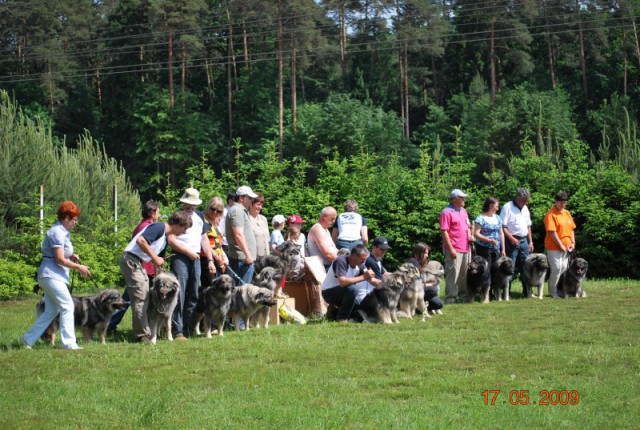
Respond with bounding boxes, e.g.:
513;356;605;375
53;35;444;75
228;285;277;331
491;256;514;301
148;272;180;345
522;253;549;299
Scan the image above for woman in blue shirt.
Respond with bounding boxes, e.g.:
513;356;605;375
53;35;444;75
21;201;91;350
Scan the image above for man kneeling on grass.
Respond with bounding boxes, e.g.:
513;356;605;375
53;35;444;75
321;244;374;322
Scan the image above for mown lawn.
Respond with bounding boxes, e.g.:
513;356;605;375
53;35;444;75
1;279;638;429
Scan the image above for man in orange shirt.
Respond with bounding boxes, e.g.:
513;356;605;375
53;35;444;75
544;191;576;298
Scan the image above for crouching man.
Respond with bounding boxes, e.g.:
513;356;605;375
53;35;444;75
321;244;374;322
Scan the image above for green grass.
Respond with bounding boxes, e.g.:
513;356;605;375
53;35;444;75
1;280;639;429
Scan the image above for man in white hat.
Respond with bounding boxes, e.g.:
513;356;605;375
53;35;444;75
167;187;216;340
225;186;258;285
440;189;472;303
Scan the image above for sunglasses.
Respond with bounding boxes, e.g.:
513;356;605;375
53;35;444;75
208;207;223;213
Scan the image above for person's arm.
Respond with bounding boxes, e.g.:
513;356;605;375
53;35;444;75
136;235;165;267
548;230;566;252
527;226;534;252
474;223;498;247
167;234;200;261
232;226;253;264
54;247;91;277
337;269;374;287
360;225;368;247
312;225;337;262
441;230;456;259
502;226;519;247
568;230;576;252
201;234;217;274
331;227;339;246
500;228;506;256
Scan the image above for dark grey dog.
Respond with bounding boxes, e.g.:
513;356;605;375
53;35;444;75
148;272;180;345
522;253;549;299
37;289;125;345
557;258;588;298
491;256;514;301
358;272;405;323
254;241;303;282
467;255;491;303
193;274;236;337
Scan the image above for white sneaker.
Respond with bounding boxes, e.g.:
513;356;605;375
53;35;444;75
19;337;32;349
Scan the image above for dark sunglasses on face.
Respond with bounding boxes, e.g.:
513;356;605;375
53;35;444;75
208;207;223;213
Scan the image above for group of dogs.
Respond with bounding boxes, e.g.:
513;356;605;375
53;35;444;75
466;253;589;303
34;242;589;345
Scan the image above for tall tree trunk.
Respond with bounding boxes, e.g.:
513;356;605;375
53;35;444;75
227;35;233;145
291;27;298;135
242;19;250;67
339;0;347;87
489;18;497;106
140;45;145;83
225;2;238;89
277;0;284;160
575;0;588;104
399;48;406;140
623;32;628;97
168;30;174;110
96;66;102;105
181;41;186;102
204;52;214;108
47;61;54;115
543;0;556;90
403;43;410;138
631;16;640;70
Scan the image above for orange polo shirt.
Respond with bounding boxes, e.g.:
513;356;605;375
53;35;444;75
544;206;575;251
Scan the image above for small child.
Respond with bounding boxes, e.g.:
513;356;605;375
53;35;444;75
270;214;286;255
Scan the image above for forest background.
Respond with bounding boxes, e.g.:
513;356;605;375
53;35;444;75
1;0;640;299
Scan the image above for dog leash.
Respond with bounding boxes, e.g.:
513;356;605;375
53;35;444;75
224;266;246;285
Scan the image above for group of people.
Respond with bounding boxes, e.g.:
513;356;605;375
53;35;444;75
440;187;576;304
20;185;577;348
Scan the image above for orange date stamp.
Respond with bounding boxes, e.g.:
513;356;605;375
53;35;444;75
482;390;580;406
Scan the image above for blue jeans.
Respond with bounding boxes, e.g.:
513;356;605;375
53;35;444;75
506;238;529;289
322;285;358;320
171;253;201;337
229;259;255;286
336;239;362;252
108;288;131;331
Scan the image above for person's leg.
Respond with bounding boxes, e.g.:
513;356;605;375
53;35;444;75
547;250;565;298
23;277;78;348
457;252;470;303
505;241;518;290
517;239;530;286
170;253;189;338
183;259;201;337
322;285;357;320
444;251;458;303
108;288;130;332
120;256;151;341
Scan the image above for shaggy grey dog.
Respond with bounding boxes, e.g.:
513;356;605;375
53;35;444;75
522;253;549;299
557;258;588;298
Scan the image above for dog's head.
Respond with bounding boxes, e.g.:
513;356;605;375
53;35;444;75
254;266;283;290
382;272;407;294
99;289;126;312
571;258;588;277
397;263;422;290
337;248;351;257
469;256;488;275
494;257;514;276
252;287;278;307
209;274;236;298
152;272;180;300
276;241;302;261
530;253;549;271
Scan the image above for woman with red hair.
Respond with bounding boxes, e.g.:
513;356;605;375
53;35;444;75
21;201;91;350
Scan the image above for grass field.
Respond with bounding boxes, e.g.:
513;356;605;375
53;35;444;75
1;279;639;429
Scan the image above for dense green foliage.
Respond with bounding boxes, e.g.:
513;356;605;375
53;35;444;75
1;280;639;428
0;92;140;298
